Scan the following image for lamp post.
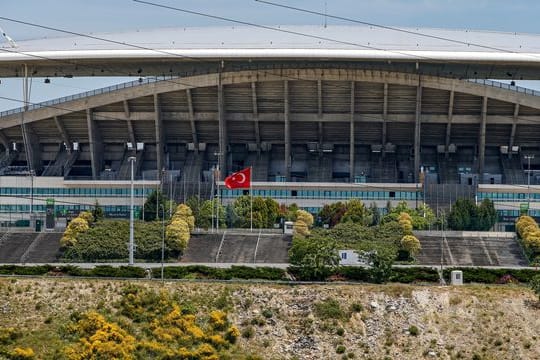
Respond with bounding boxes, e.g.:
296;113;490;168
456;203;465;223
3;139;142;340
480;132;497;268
128;156;136;266
525;154;534;215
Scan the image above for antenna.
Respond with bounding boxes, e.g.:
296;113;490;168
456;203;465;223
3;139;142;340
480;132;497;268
0;26;17;48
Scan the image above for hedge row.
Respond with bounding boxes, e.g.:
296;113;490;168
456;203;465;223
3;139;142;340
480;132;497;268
153;265;286;281
0;264;537;284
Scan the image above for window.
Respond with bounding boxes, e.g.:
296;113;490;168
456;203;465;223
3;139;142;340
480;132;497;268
341;252;347;260
291;190;297;197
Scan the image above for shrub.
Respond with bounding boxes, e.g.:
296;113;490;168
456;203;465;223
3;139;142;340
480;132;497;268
408;325;420;336
314;298;344;320
241;326;255;339
336;345;346;354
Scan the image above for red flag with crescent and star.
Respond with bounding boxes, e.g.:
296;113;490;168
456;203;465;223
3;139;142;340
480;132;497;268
224;167;251;189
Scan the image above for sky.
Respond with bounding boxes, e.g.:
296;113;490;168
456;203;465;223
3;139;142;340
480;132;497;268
1;0;540;111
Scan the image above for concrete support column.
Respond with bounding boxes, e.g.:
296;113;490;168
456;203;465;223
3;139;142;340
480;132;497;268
123;100;136;147
251;82;260;150
186;89;199;149
317;80;323;147
509;103;519;159
54;116;71;153
284;80;291;180
218;82;227;178
414;85;422;182
478;96;488;179
382;83;388;158
445;89;455;159
349;81;355;182
154;93;165;175
86;108;103;179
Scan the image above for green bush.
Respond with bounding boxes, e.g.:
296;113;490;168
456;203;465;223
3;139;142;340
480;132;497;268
0;265;53;276
408;325;420;336
153;265;286;281
314;298;344;320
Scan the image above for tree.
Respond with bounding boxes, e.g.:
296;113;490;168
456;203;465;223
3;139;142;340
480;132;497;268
92;201;104;221
165;218;190;252
358;246;397;284
369;202;380;225
401;234;421;257
60;216;90;247
448;198;478;230
382;201;435;230
172;204;195;231
476;198;498;231
318;202;347;227
197;199;225;229
142;190;172;222
293;209;314;236
288;232;340;280
341;199;373;226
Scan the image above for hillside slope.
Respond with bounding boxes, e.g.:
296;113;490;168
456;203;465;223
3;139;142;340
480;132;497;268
0;279;538;359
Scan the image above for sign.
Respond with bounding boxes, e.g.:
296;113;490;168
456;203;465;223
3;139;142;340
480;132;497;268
45;199;55;229
520;203;529;213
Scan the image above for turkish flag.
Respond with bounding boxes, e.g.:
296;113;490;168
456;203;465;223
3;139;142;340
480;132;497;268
224;167;251;189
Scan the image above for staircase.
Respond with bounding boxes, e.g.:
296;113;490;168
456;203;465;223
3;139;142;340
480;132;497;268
501;155;526;184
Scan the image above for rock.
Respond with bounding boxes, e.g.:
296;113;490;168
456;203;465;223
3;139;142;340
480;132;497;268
370;301;378;309
428;350;437;357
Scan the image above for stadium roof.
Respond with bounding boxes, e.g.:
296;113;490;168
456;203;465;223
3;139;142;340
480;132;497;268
1;25;540;78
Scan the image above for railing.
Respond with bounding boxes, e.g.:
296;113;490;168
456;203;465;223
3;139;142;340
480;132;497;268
0;75;179;118
467;79;540;97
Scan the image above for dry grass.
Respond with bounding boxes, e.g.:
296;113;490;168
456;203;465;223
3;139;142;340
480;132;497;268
0;278;538;359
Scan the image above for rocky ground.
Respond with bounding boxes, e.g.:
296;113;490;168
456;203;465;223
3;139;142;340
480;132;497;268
0;278;539;359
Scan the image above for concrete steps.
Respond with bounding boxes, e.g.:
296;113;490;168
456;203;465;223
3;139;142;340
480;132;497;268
180;233;221;262
416;233;528;266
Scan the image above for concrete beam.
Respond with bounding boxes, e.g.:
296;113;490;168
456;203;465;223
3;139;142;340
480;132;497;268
445;88;455;159
86;109;103;179
218;82;227;178
478;96;488;177
414;86;422;182
284;80;291;180
4;69;540;128
154;93;165;174
186;88;199;147
350;81;355;182
509;103;520;159
53;116;71;153
123;100;130;118
251;82;260;150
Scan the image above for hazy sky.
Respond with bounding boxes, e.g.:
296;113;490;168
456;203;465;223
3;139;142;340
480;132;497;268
1;0;540;111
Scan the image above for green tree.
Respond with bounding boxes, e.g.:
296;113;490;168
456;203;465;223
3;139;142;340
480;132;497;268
341;199;373;226
448;198;478;230
358;247;397;284
382;201;434;230
197;199;225;229
186;196;202;221
92;201;104;222
264;198;280;227
369;202;380;225
288;232;340;280
477;198;498;231
142;190;172;222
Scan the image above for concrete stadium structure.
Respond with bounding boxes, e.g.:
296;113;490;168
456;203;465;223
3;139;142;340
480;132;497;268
2;26;540;225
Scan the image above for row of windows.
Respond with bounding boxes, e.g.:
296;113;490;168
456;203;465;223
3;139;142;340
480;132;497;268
0;187;153;197
221;189;421;200
478;192;540;201
0;204;141;214
497;209;540;217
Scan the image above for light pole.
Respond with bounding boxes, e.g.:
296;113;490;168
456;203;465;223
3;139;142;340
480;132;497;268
128;156;136;266
525;154;534;215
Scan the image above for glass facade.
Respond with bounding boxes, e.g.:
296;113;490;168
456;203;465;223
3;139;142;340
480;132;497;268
221;188;420;200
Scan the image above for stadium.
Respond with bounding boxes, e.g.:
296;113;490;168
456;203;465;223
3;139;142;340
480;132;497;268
1;25;540;229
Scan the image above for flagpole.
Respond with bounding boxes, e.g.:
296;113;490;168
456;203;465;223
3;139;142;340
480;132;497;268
250;166;253;232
